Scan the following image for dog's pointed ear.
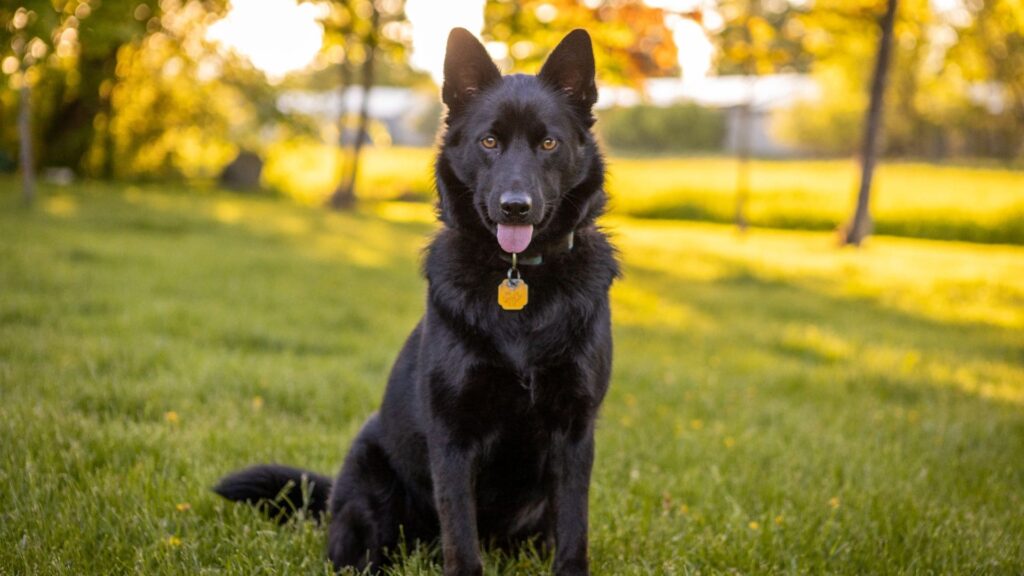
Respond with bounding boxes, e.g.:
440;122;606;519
538;29;597;110
442;28;501;112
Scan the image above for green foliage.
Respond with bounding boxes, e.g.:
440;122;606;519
945;0;1024;159
597;104;725;153
0;2;63;71
774;65;866;156
790;0;1024;159
108;8;288;180
1;2;72;168
0;0;162;173
1;0;321;180
2;180;1023;573
108;36;238;179
316;0;416;84
713;0;811;75
103;1;316;180
484;0;678;85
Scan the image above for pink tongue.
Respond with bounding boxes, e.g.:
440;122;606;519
496;224;534;254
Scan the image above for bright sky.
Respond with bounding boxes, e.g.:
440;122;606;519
406;0;487;84
206;0;324;80
666;14;715;83
207;0;715;84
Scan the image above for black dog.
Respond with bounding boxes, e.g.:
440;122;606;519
215;28;618;576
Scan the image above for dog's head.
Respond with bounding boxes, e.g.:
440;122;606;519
435;28;605;254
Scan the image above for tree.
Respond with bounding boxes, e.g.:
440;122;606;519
333;2;378;209
1;1;164;181
16;48;35;205
1;3;59;204
51;0;160;176
483;0;678;85
950;0;1024;159
323;0;411;209
712;0;809;231
109;0;290;180
784;0;1019;160
843;0;898;246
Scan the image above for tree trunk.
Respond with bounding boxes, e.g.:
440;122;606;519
18;77;35;205
734;76;755;233
345;49;374;198
734;7;759;234
332;55;352;184
329;10;380;210
843;0;898;247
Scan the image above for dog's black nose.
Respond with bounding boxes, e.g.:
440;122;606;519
500;192;532;220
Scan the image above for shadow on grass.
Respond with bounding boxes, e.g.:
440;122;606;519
620;256;1023;409
626;201;1024;246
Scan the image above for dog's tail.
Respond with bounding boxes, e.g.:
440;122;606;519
213;464;332;523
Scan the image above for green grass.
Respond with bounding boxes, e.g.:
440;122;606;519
2;179;1023;574
269;146;1024;245
608;157;1024;245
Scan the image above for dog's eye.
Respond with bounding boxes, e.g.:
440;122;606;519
481;136;498;150
541;138;558;151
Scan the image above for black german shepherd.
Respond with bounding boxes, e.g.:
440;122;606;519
215;28;618;576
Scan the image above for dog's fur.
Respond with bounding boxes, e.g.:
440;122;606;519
215;28;618;576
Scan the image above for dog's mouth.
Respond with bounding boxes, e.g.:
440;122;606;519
480;202;555;255
496;224;534;253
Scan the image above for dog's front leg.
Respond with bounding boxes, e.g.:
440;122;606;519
551;428;595;576
429;440;482;576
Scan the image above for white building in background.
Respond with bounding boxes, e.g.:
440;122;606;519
280;74;822;156
278;87;439;147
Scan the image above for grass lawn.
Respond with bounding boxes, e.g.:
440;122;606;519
608;156;1024;245
2;179;1023;574
265;145;1024;245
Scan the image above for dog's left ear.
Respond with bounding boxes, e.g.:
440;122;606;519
539;29;598;110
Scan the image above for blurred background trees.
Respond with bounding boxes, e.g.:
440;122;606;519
484;0;679;83
319;0;413;207
712;0;809;230
2;1;64;202
844;0;899;247
1;0;1022;241
783;0;1023;160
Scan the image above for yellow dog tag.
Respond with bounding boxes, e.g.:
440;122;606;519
498;278;529;311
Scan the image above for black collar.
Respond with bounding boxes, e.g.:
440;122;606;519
498;232;575;266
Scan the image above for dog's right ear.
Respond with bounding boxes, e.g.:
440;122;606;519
442;28;501;113
539;29;597;111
